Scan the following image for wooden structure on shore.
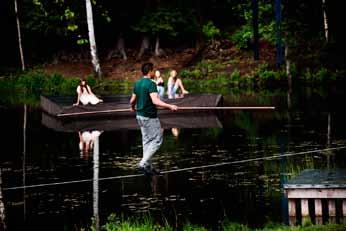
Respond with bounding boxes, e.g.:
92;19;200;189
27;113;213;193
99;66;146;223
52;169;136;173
283;169;346;225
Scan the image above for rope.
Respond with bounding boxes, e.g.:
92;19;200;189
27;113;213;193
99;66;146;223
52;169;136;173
3;145;346;191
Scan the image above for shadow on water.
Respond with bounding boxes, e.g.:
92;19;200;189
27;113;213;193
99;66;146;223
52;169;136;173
0;86;346;230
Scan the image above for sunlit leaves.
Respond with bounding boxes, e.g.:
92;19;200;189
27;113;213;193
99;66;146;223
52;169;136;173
64;8;75;20
77;38;89;45
67;24;78;31
202;21;220;41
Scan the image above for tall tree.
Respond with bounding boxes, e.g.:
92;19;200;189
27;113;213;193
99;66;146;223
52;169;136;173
321;0;329;42
85;0;102;78
252;0;259;60
194;0;204;51
275;0;283;66
14;0;25;70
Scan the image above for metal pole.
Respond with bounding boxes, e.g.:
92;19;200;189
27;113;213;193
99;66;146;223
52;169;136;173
57;106;276;117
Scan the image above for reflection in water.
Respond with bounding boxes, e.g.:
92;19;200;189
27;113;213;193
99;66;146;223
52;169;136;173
171;127;180;138
79;130;103;160
23;104;27;221
325;112;335;169
93;130;100;231
0;169;6;230
1;88;346;230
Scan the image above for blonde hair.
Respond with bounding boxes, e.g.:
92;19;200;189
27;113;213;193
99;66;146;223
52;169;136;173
170;70;177;78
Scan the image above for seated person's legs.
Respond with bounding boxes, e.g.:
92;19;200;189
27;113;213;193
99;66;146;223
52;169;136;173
176;79;188;94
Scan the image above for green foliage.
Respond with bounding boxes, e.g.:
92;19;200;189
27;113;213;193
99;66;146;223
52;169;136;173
302;67;333;83
231;24;253;49
98;215;346;231
183;223;207;231
101;213;171;231
45;73;64;93
230;69;241;82
180;60;224;79
0;70;136;105
230;1;278;49
77;38;89;45
202;21;220;41
23;0;110;45
253;64;287;86
133;8;186;38
222;221;251;231
16;71;46;92
180;69;202;79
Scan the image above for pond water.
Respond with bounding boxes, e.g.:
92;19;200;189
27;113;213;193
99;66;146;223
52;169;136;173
1;86;346;230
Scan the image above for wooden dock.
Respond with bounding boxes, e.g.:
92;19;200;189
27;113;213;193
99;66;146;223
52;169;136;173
283;169;346;225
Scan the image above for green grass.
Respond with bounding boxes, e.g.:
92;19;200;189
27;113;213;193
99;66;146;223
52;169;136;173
91;214;346;231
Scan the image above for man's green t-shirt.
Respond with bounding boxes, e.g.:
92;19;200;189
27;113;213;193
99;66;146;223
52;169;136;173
133;77;158;118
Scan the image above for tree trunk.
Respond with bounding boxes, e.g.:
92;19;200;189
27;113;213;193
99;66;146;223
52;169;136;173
117;34;127;60
154;36;160;56
252;0;260;60
137;35;150;59
275;0;283;66
85;0;102;78
285;44;292;92
322;0;329;42
194;0;205;51
14;0;25;71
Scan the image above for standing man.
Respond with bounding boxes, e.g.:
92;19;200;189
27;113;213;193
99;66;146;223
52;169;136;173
130;63;178;175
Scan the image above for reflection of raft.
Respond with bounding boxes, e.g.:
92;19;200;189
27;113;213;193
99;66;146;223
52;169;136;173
42;111;223;132
40;94;223;118
40;94;223;131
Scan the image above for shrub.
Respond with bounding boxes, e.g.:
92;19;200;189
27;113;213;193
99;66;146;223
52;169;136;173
230;69;241;83
202;21;220;42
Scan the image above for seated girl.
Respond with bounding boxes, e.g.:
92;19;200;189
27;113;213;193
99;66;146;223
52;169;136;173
167;70;188;99
154;70;165;99
73;78;103;106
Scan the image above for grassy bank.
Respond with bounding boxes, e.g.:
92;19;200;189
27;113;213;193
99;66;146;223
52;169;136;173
0;64;344;106
90;214;346;231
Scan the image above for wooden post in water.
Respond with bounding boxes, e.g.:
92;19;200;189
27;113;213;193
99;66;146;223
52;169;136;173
342;200;346;222
301;199;309;223
314;199;323;224
328;200;336;223
288;199;296;225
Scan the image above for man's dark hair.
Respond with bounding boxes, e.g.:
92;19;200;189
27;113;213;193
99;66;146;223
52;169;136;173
141;62;154;75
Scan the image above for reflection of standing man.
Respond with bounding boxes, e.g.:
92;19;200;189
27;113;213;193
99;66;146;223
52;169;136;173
130;62;178;175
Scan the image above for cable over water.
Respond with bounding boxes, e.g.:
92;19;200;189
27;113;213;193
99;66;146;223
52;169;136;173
3;145;346;191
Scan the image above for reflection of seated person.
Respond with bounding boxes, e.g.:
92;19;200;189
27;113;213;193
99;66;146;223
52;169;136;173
171;127;180;138
78;130;102;160
167;70;189;99
73;78;103;106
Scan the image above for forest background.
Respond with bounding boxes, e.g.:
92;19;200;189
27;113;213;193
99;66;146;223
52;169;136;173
1;0;345;95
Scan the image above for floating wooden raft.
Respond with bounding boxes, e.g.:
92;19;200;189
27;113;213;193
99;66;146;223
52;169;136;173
40;94;223;118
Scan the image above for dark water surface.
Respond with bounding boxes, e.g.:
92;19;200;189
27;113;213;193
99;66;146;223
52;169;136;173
1;87;346;230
